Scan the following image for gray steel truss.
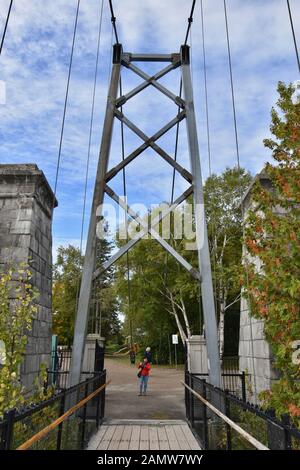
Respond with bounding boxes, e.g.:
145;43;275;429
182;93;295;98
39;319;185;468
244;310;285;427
69;44;221;388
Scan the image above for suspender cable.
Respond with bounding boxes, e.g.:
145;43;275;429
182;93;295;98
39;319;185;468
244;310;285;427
119;75;133;347
286;0;300;74
108;0;119;43
223;0;258;402
79;0;104;256
223;0;240;167
53;0;81;203
0;0;13;56
200;0;211;176
200;0;218;316
184;0;197;46
75;0;104;329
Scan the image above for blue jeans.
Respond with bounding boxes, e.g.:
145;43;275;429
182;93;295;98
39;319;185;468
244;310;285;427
139;375;149;394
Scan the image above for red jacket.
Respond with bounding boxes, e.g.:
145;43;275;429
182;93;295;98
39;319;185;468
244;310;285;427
138;362;151;376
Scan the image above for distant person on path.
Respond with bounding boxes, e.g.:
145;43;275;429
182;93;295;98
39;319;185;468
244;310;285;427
129;349;136;365
144;346;152;363
137;357;151;396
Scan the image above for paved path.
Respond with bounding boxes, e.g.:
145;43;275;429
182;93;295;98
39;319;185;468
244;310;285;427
104;358;185;420
87;420;201;450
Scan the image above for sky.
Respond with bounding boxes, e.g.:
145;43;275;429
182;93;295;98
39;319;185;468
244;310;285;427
0;0;299;260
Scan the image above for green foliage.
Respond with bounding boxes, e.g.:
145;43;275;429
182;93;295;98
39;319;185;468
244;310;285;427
52;245;83;345
244;82;300;426
115;167;252;362
0;264;38;416
52;242;121;345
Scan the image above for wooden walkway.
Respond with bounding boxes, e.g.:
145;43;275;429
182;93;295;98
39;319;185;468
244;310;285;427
87;420;201;450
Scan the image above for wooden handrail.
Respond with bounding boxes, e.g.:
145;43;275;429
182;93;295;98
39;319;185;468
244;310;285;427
17;380;111;450
181;381;269;451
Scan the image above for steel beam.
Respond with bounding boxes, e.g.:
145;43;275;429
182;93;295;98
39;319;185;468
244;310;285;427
181;45;221;387
123;53;178;62
69;56;121;388
92;186;194;279
104;184;200;280
116;62;180;107
124;62;185;108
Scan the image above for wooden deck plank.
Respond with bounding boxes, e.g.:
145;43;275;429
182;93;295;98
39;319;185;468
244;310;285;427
107;425;124;450
87;420;201;451
87;425;108;450
149;426;159;450
173;424;191;450
165;425;180;450
97;425;116;450
180;424;201;450
118;425;133;450
157;426;170;450
129;425;141;450
139;426;149;450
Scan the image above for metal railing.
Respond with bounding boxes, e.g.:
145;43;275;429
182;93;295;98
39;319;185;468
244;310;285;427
184;372;300;450
0;370;108;450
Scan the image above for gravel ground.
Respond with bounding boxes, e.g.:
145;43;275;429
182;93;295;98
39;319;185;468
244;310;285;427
104;358;186;420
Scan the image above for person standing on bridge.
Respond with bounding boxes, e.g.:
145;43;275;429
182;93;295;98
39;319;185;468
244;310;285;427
144;346;152;363
138;357;151;396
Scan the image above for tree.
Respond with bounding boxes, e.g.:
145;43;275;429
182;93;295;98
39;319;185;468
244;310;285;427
115;167;252;362
204;167;252;357
52;241;121;345
0;264;38;416
91;238;120;340
244;82;300;425
52;245;83;345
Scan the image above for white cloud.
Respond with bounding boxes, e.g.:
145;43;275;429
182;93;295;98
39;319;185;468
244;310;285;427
0;0;299;252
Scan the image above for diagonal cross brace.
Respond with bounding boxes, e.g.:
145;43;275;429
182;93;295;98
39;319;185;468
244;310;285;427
102;184;201;281
107;110;192;183
117;60;185;109
93;186;194;278
113;109;192;183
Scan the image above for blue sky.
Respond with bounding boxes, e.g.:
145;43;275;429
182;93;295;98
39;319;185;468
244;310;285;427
0;0;299;259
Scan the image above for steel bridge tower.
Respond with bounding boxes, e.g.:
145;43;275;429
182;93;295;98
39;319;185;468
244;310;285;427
69;44;221;388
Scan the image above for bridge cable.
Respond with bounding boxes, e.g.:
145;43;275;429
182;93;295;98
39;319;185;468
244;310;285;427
286;0;300;74
53;0;81;204
119;74;133;347
108;0;119;43
184;0;197;46
79;0;104;257
0;0;13;56
200;0;218;321
223;0;258;401
74;0;104;334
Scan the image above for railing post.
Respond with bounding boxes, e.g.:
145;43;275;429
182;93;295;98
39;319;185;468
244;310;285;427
224;389;232;450
80;383;89;449
100;372;106;419
202;380;208;449
190;375;195;428
281;414;292;450
1;409;15;450
56;390;66;450
96;374;101;428
241;371;246;402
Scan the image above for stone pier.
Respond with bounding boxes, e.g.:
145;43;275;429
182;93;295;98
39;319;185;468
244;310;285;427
0;164;57;390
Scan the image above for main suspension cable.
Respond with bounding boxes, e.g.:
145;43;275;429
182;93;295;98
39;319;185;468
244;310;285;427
53;0;81;204
287;0;300;74
223;0;240;167
119;75;133;346
184;0;197;46
200;0;218;315
79;0;104;256
0;0;13;56
223;0;258;402
108;0;119;43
